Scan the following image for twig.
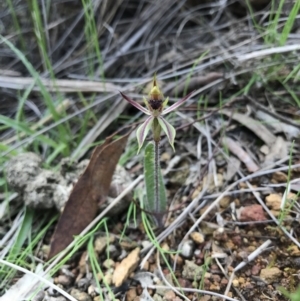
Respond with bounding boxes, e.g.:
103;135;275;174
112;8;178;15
223;240;272;300
0;259;77;301
237;44;300;61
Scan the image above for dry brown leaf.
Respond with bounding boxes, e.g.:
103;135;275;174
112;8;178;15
256;110;300;139
222;110;276;146
264;136;288;165
222;136;259;172
48;133;129;259
112;247;140;287
225;156;241;181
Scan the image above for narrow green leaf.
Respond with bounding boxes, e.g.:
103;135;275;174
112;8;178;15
144;142;156;213
11;207;34;256
144;142;167;227
0;115;58;148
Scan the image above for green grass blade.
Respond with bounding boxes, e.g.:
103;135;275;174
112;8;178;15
0;35;71;155
280;0;300;45
0;115;59;149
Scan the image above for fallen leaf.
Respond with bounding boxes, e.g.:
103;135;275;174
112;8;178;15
48;133;129;259
256;110;300;139
224;156;240;181
222;110;276;147
112;247;140;287
222;136;259;172
264;136;288;165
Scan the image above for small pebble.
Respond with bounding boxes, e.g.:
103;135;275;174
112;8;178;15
141;240;152;249
77;278;91;290
260;267;282;284
238;277;245;284
94;235;115;254
182;260;202;281
232;279;239;287
209;284;220;291
87;285;96;297
212;274;221;283
126;288;137;301
272;171;288;182
56;275;71;286
164;290;176;301
266;194;281;211
251;264;261;276
190;232;205;244
180;240;194;258
70;288;92;301
153;294;163;301
103;273;113;285
103;258;115;269
219;196;231;208
170;253;183;266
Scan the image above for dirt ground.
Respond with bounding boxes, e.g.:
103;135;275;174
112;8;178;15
1;1;300;301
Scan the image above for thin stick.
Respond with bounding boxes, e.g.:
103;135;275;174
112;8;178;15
223;240;272;300
0;259;77;301
154;140;159;214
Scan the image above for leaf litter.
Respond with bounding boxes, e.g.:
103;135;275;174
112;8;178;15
1;1;300;301
48;132;130;259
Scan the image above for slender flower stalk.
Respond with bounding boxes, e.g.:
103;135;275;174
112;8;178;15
120;75;194;153
120;75;194;227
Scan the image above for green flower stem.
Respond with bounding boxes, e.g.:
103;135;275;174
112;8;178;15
154;140;159;214
152;118;161;142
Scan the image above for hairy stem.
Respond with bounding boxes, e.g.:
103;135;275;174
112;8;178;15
154;140;159;214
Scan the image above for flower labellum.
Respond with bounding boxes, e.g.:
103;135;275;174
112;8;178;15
120;75;194;153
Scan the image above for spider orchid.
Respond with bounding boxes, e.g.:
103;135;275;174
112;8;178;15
120;75;194;153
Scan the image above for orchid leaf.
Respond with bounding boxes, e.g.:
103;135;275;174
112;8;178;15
144;142;166;227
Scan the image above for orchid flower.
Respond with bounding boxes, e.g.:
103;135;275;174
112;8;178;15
120;75;194;153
